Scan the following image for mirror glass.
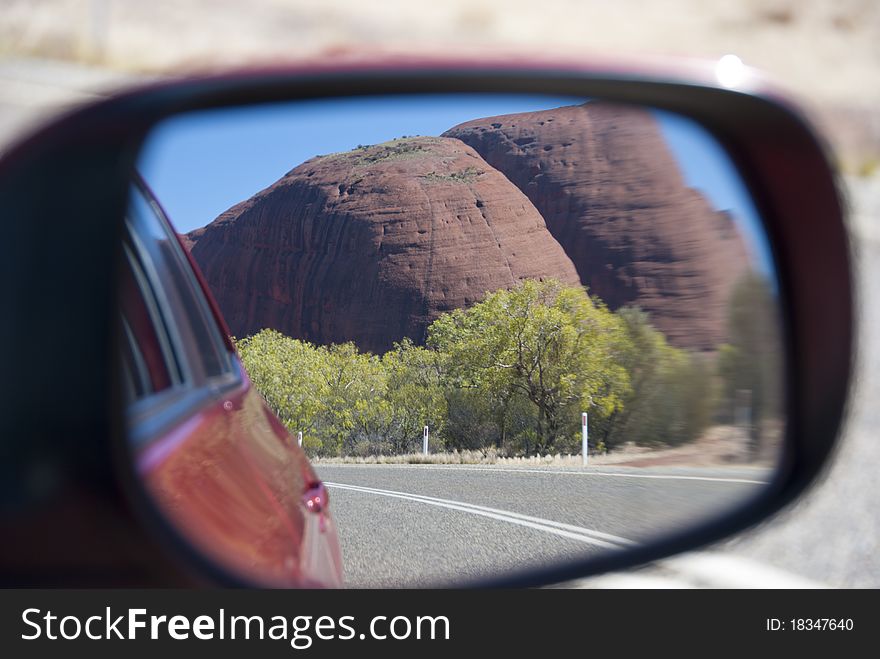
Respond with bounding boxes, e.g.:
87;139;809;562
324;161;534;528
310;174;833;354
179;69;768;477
126;93;784;587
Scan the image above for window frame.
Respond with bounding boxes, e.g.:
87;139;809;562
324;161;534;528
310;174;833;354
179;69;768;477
123;180;243;446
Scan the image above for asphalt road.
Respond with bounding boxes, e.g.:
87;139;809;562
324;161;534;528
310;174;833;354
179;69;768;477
315;463;770;587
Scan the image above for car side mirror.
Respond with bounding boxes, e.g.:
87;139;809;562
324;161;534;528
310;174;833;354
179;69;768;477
0;57;853;588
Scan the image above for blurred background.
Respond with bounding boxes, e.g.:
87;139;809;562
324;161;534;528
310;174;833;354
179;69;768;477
1;0;877;588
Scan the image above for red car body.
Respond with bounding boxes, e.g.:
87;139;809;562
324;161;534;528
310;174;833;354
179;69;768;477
137;365;344;588
123;182;344;588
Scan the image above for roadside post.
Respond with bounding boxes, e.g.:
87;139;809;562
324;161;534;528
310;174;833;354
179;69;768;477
582;412;589;466
423;425;429;455
297;431;303;448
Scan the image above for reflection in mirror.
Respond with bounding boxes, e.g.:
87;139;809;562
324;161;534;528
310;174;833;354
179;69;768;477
130;94;784;587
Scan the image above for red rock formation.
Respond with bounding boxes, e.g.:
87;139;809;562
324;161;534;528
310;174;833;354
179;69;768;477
188;137;580;353
178;232;199;252
444;103;751;350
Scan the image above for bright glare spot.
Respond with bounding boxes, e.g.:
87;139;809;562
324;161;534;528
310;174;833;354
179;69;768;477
715;54;746;89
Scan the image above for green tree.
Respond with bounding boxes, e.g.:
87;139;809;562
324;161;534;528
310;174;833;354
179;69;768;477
429;279;631;455
236;330;329;441
443;388;498;451
381;338;447;453
595;308;715;449
717;273;783;455
238;331;389;457
318;342;388;456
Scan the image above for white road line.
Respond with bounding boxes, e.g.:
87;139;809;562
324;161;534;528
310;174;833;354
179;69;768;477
659;552;830;589
560;552;828;589
319;463;768;485
324;481;635;549
329;481;634;545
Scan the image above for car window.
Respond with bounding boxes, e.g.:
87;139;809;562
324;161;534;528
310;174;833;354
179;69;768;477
127;184;233;381
123;181;239;439
119;242;179;403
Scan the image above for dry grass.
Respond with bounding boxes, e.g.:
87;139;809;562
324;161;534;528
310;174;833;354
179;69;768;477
316;450;594;467
313;424;777;468
318;448;519;466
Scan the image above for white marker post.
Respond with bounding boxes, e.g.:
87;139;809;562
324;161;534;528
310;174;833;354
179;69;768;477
423;425;429;456
582;412;589;466
297;431;303;448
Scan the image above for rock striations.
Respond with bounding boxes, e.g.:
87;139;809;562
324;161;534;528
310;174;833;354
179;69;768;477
188;137;581;353
444;102;751;350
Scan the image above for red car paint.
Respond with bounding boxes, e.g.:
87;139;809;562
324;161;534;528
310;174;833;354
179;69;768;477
137;368;344;588
126;185;343;588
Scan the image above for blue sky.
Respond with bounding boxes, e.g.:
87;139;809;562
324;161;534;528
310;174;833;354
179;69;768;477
138;94;772;275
